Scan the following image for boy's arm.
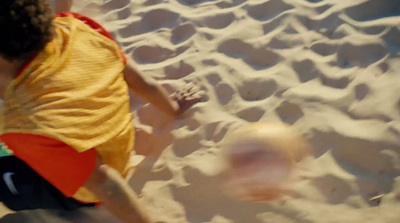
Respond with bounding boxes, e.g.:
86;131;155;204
54;0;73;13
123;60;200;116
84;161;154;223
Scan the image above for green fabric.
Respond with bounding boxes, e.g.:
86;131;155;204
0;143;12;157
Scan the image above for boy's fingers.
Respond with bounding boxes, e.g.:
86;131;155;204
186;93;201;100
184;82;200;92
189;90;204;101
185;87;200;96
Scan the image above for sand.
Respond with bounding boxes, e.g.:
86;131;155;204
1;0;400;222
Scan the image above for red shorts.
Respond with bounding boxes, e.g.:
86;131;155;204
0;156;95;211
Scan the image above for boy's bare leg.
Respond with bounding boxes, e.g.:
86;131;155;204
83;160;154;223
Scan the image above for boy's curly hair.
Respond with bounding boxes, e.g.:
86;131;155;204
0;0;54;61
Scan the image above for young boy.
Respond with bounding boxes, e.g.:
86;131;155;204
0;0;199;223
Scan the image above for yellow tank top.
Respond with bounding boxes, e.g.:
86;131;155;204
0;17;134;202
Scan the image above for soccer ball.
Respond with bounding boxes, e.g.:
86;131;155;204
219;122;310;202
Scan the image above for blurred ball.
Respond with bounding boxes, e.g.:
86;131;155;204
219;122;310;202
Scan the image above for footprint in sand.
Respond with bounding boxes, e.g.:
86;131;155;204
238;79;277;101
202;59;218;66
269;37;290;49
247;0;293;21
314;4;332;14
215;82;235;105
382;26;400;53
141;9;180;31
120;8;180;36
354;83;370;101
263;15;287;34
204;72;236;105
236;107;265;122
218;39;251;58
275;101;304;125
304;0;324;3
143;0;164;6
216;0;246;9
203;12;236;29
292;59;321;82
311;174;354;204
345;0;400;22
177;0;217;6
171;23;196;44
164;61;195;79
218;39;281;70
320;72;352;89
205;72;222;85
204;122;230;143
245;48;281;70
311;42;337;57
361;25;388;36
173;134;203;157
133;45;174;64
336;42;387;68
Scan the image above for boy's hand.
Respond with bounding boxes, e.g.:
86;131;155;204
171;84;201;116
123;61;201;117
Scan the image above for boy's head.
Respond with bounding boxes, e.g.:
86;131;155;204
0;0;54;61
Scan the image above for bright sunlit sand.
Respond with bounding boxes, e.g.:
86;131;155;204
1;0;400;222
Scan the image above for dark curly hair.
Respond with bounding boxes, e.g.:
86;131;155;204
0;0;54;61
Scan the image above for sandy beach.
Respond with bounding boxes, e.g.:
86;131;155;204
1;0;400;222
